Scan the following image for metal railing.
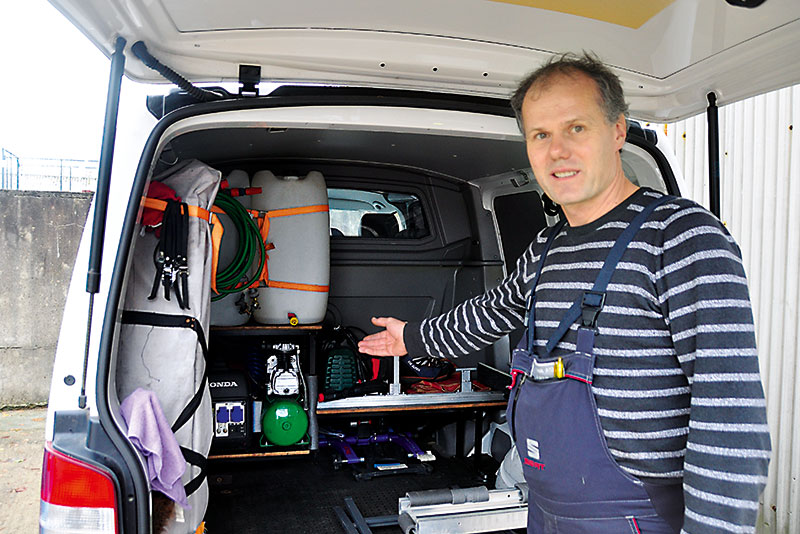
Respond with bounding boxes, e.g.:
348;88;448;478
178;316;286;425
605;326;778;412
1;149;99;192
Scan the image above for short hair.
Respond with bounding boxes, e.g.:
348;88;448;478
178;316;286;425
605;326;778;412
510;52;629;129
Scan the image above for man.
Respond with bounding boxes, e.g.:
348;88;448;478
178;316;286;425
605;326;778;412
358;53;770;534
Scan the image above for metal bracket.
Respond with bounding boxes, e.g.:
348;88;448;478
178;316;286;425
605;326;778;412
238;64;261;96
457;367;477;392
398;486;528;533
389;356;402;395
334;497;397;534
510;170;530;187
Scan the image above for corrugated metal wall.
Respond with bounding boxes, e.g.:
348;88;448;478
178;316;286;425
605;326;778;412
652;83;800;534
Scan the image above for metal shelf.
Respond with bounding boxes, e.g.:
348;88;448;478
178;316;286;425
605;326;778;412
208;449;311;460
317;391;507;414
211;323;322;334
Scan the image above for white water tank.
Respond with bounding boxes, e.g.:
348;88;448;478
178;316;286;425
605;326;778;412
250;170;329;325
210;170;253;326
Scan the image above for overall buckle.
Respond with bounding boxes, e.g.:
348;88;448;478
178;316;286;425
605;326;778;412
581;291;606;329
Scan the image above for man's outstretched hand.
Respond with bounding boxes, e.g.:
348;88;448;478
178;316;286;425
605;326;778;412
358;317;408;357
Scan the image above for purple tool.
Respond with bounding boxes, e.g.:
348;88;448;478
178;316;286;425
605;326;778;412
319;430;435;465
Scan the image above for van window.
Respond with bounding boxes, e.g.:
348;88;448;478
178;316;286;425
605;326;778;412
328;188;429;239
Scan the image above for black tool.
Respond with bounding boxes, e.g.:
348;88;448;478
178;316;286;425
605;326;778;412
148;198;190;309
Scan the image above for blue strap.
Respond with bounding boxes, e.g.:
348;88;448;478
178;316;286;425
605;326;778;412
543;195;672;355
525;218;567;351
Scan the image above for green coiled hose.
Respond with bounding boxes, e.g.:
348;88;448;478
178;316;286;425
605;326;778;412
211;192;266;301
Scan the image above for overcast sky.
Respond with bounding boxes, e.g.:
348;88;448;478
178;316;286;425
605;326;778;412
0;0;159;161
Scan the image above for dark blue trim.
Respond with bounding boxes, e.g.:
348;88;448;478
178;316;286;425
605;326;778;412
526;219;567;351
544;195;672;355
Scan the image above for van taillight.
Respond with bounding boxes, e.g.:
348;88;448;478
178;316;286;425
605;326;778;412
40;442;118;534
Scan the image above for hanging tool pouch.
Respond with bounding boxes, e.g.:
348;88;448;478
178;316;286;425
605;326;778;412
148;198;192;308
116;160;221;532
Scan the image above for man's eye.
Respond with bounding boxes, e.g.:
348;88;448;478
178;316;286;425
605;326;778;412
534;132;548;140
572;125;584;133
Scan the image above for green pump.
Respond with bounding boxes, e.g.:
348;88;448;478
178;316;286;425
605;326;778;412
261;399;309;447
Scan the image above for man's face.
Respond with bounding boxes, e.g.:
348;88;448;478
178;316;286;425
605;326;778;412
520;72;628;224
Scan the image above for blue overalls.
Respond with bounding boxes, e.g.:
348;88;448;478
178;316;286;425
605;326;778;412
507;196;683;534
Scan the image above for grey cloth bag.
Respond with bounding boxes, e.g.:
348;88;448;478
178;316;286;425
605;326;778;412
116;159;221;533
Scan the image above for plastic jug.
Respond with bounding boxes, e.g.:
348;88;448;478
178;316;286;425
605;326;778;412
250;171;329;324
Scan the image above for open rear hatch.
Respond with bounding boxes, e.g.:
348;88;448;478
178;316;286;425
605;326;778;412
49;0;800;121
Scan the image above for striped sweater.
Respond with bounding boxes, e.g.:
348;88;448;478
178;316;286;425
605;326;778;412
404;188;770;534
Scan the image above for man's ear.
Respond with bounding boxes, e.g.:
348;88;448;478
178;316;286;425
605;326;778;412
614;114;627;151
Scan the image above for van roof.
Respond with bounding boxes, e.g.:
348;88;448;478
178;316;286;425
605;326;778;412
49;0;800;121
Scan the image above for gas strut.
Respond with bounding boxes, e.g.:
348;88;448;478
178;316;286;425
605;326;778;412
80;36;126;409
131;41;222;103
706;92;721;218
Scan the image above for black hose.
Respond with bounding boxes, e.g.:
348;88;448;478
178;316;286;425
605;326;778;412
131;41;220;102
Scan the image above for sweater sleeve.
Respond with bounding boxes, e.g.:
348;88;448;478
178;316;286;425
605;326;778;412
404;237;541;359
658;204;770;534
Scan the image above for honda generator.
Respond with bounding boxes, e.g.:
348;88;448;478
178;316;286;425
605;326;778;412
209;370;252;451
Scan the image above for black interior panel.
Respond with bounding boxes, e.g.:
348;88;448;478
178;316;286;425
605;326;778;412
492;191;548;351
493;191;547;274
166;127;528;182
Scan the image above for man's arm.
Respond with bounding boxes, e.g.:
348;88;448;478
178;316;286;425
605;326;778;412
359;234;543;358
660;204;770;534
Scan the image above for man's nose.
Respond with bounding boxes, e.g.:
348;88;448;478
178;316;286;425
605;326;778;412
548;134;569;159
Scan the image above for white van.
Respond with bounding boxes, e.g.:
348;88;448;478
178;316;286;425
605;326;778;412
41;1;800;533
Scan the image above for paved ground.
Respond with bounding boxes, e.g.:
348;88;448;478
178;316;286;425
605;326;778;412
0;407;46;533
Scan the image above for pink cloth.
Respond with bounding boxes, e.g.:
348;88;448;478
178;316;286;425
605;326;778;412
120;388;189;508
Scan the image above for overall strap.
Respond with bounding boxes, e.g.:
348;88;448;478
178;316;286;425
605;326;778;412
525;218;567;351
544;194;672;355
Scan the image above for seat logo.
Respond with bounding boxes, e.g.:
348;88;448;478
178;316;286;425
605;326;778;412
524;438;545;471
527;438;540;460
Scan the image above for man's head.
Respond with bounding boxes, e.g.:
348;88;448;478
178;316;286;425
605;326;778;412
513;52;636;226
511;52;628;130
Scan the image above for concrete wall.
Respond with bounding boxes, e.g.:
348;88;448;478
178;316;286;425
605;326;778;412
0;191;91;407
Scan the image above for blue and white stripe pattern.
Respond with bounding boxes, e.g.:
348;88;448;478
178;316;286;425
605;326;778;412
404;188;770;534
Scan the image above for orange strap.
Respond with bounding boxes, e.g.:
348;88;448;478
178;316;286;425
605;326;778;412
142;197;224;222
252;204;330;293
142;197;224;294
266;280;329;293
263;204;330;219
